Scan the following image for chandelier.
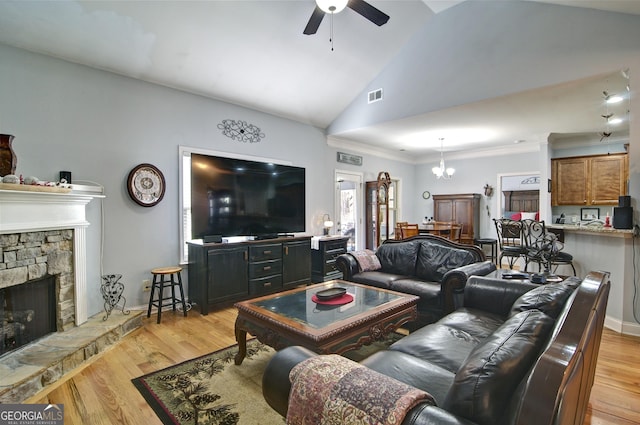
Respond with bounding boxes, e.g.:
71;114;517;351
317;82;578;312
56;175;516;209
432;138;455;179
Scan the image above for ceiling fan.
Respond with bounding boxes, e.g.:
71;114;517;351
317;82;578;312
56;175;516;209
303;0;390;35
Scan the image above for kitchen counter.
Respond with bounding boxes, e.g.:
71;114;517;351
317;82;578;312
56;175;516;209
547;223;634;238
544;223;637;335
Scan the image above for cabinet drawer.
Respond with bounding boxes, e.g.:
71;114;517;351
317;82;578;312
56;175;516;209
323;258;339;275
249;259;282;279
249;275;283;296
249;243;281;262
323;240;347;253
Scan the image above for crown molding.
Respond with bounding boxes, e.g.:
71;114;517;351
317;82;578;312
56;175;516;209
327;135;542;165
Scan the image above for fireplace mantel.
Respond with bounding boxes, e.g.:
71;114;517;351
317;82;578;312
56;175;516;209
0;188;104;325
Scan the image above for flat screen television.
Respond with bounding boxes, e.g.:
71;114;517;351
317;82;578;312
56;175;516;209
190;153;305;239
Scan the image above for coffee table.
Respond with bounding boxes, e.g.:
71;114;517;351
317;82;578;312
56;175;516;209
233;280;419;365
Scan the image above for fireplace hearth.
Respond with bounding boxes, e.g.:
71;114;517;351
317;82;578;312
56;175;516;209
0;188;116;402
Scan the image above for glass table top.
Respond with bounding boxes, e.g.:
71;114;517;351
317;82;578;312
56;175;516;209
250;282;404;329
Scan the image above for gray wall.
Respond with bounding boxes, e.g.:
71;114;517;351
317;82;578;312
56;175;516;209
0;43;414;315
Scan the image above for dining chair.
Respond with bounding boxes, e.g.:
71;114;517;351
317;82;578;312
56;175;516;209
400;223;420;238
448;223;462;243
522;219;576;276
493;218;527;269
521;219;547;272
431;221;452;238
395;222;408;240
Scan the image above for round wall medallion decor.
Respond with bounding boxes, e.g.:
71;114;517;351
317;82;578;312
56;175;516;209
127;163;166;207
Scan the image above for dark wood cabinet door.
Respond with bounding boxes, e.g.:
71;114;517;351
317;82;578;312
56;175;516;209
433;194;480;245
282;240;311;287
434;199;453;221
207;246;248;302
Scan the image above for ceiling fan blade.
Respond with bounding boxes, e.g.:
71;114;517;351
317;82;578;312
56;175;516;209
348;0;390;26
303;6;325;35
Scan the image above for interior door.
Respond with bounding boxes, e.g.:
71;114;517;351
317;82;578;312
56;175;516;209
335;171;363;251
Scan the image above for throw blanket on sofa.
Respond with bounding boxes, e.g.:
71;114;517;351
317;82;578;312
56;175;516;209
286;354;434;425
350;249;381;272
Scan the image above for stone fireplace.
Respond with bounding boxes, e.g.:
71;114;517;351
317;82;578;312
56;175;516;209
1;230;75;356
0;188;144;403
0;189;96;331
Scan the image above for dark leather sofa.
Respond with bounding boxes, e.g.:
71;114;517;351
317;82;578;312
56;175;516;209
263;271;611;425
336;234;497;326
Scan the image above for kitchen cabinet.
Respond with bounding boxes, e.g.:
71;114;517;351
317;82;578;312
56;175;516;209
433;193;481;245
552;153;628;206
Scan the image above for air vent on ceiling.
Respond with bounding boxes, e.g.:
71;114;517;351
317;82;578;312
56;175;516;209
368;88;383;104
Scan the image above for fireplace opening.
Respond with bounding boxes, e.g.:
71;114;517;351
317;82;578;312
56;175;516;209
1;276;56;357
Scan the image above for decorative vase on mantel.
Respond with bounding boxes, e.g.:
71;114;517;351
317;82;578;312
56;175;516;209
0;134;17;176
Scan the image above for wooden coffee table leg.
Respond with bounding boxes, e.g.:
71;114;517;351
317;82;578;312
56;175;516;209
234;322;248;365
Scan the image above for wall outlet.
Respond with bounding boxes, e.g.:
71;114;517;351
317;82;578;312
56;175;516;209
143;279;151;292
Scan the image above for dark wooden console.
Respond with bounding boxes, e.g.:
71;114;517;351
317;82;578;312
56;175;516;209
311;236;349;282
187;236;311;314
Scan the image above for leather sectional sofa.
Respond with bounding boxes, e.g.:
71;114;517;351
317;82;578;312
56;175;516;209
336;234;497;326
263;271;611;425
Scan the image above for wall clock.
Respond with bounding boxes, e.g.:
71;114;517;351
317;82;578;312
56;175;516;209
127;163;166;207
422;190;431;200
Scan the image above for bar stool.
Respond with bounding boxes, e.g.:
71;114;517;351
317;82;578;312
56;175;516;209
474;238;498;265
147;266;187;324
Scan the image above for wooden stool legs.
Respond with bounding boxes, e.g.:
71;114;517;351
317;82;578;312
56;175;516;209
147;267;187;324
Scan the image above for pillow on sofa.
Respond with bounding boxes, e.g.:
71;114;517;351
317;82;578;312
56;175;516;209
509;282;576;319
443;310;554;425
416;241;477;282
376;240;420;275
350;249;382;272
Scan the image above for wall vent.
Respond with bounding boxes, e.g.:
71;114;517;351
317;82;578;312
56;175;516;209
368;88;383;104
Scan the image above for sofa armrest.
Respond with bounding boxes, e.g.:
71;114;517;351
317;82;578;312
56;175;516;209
463;275;538;317
336;252;359;280
262;345;316;417
441;261;497;314
263;346;476;425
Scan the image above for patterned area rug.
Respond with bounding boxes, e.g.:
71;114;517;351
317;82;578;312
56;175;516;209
132;335;403;425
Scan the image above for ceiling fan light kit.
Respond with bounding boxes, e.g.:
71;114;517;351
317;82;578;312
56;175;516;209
316;0;348;14
303;0;390;37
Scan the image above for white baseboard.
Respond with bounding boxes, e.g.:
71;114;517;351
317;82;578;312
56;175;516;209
604;315;640;337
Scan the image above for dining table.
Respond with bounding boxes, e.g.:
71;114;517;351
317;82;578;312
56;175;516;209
418;223;453;237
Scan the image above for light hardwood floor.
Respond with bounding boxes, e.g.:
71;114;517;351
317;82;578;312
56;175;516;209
29;307;640;424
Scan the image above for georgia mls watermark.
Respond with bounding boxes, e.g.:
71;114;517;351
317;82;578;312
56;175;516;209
0;404;63;425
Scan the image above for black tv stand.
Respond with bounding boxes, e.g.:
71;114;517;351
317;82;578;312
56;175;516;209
254;234;280;240
187;236;312;314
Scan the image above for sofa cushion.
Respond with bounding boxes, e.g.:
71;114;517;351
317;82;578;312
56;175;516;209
509;281;576;319
376;240;419;275
415;241;477;282
443;310;554;425
390;279;441;303
350;271;406;289
389;323;485;373
361;350;456;405
436;308;505;340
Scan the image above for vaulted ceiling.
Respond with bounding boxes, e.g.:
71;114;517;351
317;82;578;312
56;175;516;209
0;0;638;160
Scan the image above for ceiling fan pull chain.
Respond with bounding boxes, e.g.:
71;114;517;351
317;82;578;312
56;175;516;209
330;12;335;51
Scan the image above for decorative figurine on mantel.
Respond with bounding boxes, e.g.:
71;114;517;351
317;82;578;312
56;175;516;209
100;274;130;320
